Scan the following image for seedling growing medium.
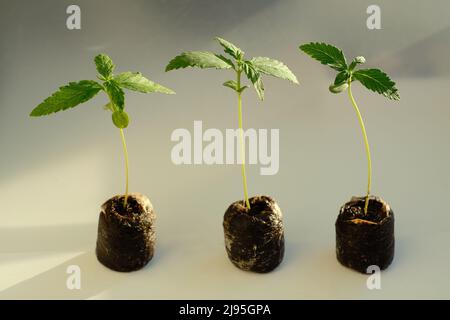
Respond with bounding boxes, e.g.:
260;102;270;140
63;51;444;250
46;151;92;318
31;54;175;272
300;42;399;272
166;37;298;272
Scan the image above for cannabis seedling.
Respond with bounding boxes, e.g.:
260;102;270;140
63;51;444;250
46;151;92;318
31;54;175;207
166;37;298;209
299;42;399;213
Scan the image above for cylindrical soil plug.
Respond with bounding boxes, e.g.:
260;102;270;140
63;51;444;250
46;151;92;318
96;193;156;272
223;195;285;273
336;196;394;273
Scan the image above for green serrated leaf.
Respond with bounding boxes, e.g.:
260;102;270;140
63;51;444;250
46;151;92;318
250;57;299;84
243;61;264;100
299;42;347;71
215;37;244;60
165;51;232;71
114;72;175;94
94;54;115;79
30;80;103;117
352;69;400;100
334;70;350;85
104;80;125;110
242;61;258;82
112;110;129;129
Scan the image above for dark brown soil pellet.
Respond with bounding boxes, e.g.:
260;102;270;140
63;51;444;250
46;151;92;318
96;193;156;272
223;195;285;273
335;196;395;273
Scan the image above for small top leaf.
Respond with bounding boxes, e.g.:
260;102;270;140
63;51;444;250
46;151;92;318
352;69;400;100
215;37;244;60
299;42;347;71
103;102;114;112
223;80;238;91
349;56;366;71
250;57;299;84
30;80;103;116
223;80;248;93
354;56;366;64
165;51;232;71
114;72;175;94
94;54;115;79
104;80;125;111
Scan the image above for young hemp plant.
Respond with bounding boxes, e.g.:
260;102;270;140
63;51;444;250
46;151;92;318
300;42;398;273
166;37;298;273
30;54;175;272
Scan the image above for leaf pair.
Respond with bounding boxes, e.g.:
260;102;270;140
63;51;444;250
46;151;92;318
30;54;175;129
299;42;399;100
166;37;299;100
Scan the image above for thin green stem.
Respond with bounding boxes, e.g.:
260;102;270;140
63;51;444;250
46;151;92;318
236;70;250;209
119;128;130;207
106;90;130;208
348;80;372;214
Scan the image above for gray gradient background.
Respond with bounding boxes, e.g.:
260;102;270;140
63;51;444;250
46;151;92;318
1;0;450;299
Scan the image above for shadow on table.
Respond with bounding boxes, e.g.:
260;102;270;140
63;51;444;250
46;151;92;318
0;224;127;299
0;251;130;299
0;222;171;299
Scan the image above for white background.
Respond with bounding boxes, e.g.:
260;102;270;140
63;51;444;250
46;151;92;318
0;0;449;299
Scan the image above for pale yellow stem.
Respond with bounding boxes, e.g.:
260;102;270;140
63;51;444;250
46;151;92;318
348;81;372;214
